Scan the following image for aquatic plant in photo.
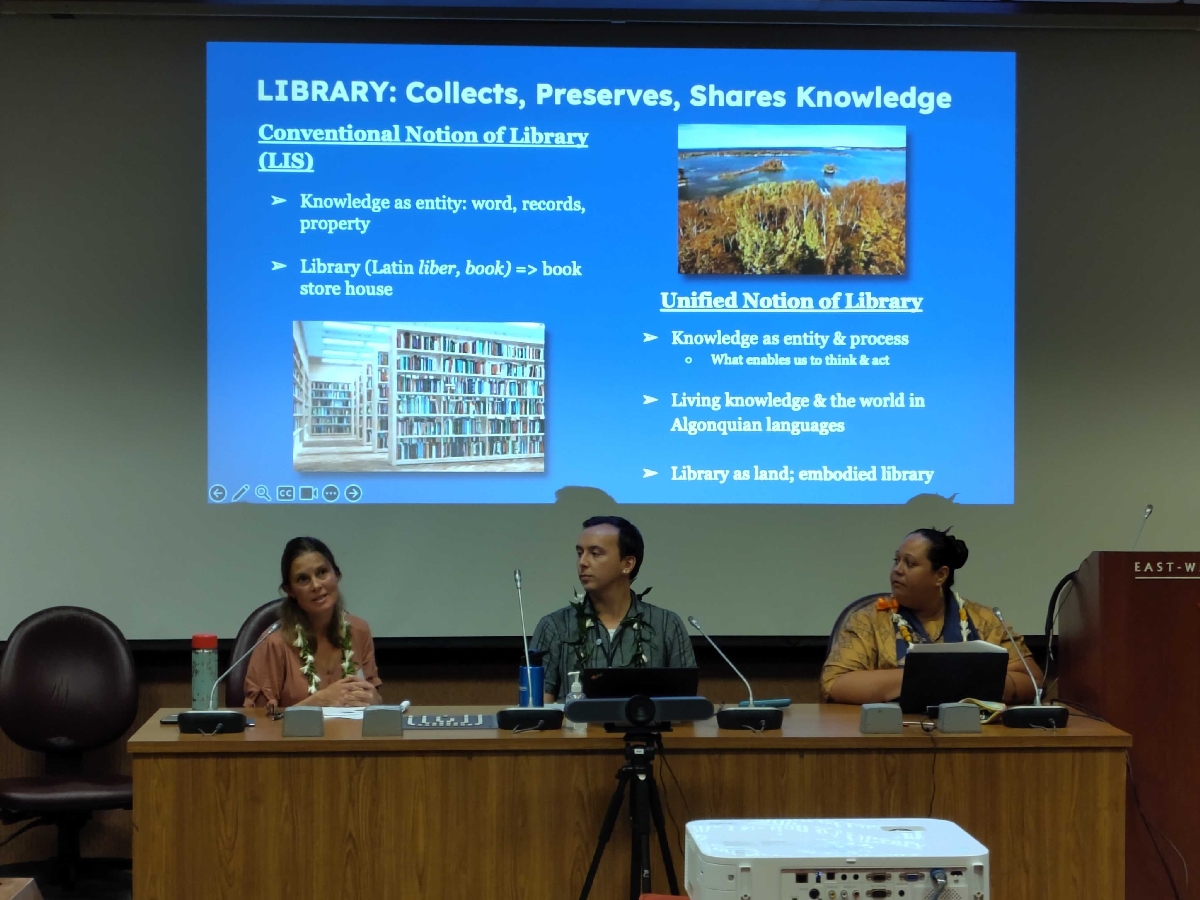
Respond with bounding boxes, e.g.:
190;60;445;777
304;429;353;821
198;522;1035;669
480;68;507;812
678;175;906;275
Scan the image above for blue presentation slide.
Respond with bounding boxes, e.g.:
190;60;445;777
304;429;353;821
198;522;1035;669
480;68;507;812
206;42;1014;505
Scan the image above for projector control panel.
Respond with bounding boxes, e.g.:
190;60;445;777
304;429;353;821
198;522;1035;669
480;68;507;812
781;867;982;900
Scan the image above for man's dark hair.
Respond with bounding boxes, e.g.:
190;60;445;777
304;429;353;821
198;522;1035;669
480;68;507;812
582;515;645;582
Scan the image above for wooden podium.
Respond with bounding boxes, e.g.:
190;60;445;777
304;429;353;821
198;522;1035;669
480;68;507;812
1058;551;1200;900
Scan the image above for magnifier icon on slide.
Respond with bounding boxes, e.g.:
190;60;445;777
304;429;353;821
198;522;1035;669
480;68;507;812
254;485;271;502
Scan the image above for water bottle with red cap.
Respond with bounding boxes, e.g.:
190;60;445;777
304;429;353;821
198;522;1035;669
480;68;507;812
191;633;219;710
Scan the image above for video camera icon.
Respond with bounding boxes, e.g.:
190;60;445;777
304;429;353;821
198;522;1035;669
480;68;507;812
298;486;317;501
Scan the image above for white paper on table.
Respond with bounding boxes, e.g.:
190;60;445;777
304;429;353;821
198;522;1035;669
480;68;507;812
321;707;366;719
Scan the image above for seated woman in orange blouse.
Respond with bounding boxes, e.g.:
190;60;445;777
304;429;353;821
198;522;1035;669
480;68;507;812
822;528;1042;705
244;536;383;709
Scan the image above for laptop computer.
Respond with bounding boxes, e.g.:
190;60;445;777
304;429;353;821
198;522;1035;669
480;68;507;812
582;666;700;699
897;641;1009;714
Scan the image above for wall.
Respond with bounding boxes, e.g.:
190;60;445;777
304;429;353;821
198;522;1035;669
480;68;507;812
2;16;1198;642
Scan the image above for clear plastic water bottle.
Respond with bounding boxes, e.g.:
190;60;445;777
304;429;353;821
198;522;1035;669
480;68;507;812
191;633;219;710
565;670;587;734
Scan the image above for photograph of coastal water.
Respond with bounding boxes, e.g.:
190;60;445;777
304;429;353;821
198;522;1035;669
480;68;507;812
678;124;907;275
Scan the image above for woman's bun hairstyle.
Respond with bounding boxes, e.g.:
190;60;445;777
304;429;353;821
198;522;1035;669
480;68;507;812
910;527;969;591
945;534;969;570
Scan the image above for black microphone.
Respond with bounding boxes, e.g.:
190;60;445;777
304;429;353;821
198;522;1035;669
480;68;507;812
1131;503;1153;551
991;607;1068;729
178;621;281;734
687;616;782;731
209;621;281;710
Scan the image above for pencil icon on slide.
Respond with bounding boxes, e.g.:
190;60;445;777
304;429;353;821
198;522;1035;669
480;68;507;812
230;484;250;502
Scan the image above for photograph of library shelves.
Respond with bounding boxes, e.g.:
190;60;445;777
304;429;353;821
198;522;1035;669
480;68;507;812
292;321;546;473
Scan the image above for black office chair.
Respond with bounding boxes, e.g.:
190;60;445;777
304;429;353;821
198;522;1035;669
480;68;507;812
222;599;283;708
0;607;138;887
825;593;890;663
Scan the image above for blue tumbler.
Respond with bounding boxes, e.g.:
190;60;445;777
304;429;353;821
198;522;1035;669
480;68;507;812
518;666;544;707
518;649;548;707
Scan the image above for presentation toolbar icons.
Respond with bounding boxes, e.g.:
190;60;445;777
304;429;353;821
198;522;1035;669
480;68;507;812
209;483;346;502
210;484;341;501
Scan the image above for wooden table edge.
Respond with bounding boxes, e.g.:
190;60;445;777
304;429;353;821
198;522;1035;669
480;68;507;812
128;707;1132;754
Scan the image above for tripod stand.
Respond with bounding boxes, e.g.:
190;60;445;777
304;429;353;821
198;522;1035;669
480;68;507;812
577;729;680;900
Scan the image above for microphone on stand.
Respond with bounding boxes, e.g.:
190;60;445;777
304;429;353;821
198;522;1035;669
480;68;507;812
514;569;534;691
178;621;281;734
496;568;563;731
210;622;280;710
991;607;1068;729
687;616;782;731
1131;503;1154;551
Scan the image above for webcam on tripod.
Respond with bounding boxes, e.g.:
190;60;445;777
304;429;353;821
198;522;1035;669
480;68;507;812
565;693;714;730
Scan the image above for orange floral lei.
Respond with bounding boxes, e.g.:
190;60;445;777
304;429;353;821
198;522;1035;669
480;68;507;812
877;591;971;656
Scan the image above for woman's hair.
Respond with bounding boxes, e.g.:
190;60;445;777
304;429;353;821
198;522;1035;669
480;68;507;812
278;536;345;645
909;527;969;596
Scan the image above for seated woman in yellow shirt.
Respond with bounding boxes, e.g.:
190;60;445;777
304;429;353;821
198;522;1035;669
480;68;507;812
822;528;1042;705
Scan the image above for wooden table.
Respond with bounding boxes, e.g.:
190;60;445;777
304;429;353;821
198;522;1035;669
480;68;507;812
0;879;43;900
129;705;1130;900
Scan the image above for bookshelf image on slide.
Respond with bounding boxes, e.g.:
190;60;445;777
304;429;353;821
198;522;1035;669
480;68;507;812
292;321;545;473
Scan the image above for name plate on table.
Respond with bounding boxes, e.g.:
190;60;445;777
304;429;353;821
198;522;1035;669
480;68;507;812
404;714;497;729
362;706;405;736
282;706;325;737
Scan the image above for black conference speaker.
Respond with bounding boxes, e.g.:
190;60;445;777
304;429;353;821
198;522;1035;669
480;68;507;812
177;710;248;734
716;705;784;731
496;707;565;731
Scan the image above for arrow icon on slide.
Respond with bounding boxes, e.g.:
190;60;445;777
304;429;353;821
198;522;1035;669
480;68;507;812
643;395;658;405
271;261;286;270
643;333;658;342
643;469;658;478
271;195;287;205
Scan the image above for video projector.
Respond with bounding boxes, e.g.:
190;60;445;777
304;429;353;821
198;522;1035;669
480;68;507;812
685;818;988;900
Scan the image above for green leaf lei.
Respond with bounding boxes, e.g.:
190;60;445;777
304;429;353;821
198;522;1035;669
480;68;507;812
567;588;655;672
293;616;356;695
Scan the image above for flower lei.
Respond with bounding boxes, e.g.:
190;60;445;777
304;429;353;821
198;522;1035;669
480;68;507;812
293;616;356;695
876;590;970;658
568;589;655;671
